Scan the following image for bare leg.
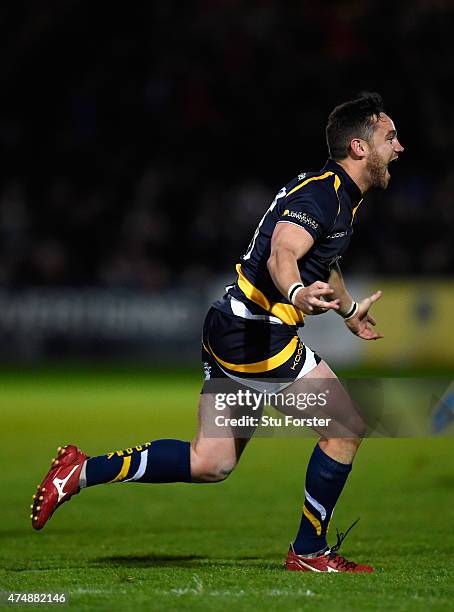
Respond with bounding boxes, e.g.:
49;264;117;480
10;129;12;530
283;359;364;463
190;392;254;482
303;360;362;463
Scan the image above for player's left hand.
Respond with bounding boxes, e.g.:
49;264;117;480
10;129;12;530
345;291;384;340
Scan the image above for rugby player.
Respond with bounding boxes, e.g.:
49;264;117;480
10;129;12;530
30;93;404;573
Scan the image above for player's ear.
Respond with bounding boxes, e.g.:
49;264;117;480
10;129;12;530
349;138;367;159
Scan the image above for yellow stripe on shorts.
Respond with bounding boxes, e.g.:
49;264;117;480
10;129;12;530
208;336;299;374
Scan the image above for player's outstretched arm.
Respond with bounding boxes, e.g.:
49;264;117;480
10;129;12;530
267;223;340;315
327;261;384;340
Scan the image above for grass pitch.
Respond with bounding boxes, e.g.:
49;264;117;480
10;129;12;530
0;367;453;611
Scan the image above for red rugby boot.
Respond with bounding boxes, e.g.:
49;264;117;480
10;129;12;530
285;520;374;573
30;445;87;530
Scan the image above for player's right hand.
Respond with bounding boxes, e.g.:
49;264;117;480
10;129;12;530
293;281;340;314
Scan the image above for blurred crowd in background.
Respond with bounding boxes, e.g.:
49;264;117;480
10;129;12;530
0;0;453;290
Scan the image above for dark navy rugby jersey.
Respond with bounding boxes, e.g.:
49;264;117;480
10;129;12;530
213;159;363;327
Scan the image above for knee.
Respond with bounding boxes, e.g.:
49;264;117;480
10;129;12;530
190;450;237;483
320;437;362;464
344;412;369;439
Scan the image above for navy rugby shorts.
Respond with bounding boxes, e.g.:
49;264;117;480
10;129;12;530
201;307;321;393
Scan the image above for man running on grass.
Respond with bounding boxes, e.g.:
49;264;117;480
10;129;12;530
31;92;403;573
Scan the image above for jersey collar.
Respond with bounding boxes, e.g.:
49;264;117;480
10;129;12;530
323;159;362;204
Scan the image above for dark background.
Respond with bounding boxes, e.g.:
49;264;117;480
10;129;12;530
0;0;453;291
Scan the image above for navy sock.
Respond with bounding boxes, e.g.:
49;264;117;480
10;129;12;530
293;443;352;555
81;440;191;487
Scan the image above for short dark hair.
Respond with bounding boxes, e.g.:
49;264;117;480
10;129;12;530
325;92;385;160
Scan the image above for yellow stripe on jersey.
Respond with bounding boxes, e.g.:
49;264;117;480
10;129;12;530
351;199;363;224
287;171;342;218
108;456;131;483
236;264;305;326
303;504;322;535
286;171;335;198
208;336;299;374
333;174;341;215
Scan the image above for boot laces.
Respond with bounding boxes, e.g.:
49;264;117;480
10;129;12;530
326;518;360;570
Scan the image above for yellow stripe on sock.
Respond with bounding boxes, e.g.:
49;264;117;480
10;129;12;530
303;504;322;536
108;456;131;483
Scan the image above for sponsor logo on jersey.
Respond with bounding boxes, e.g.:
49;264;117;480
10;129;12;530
326;231;348;239
282;209;319;230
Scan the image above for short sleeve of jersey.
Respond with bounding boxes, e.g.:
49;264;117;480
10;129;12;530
277;185;338;241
